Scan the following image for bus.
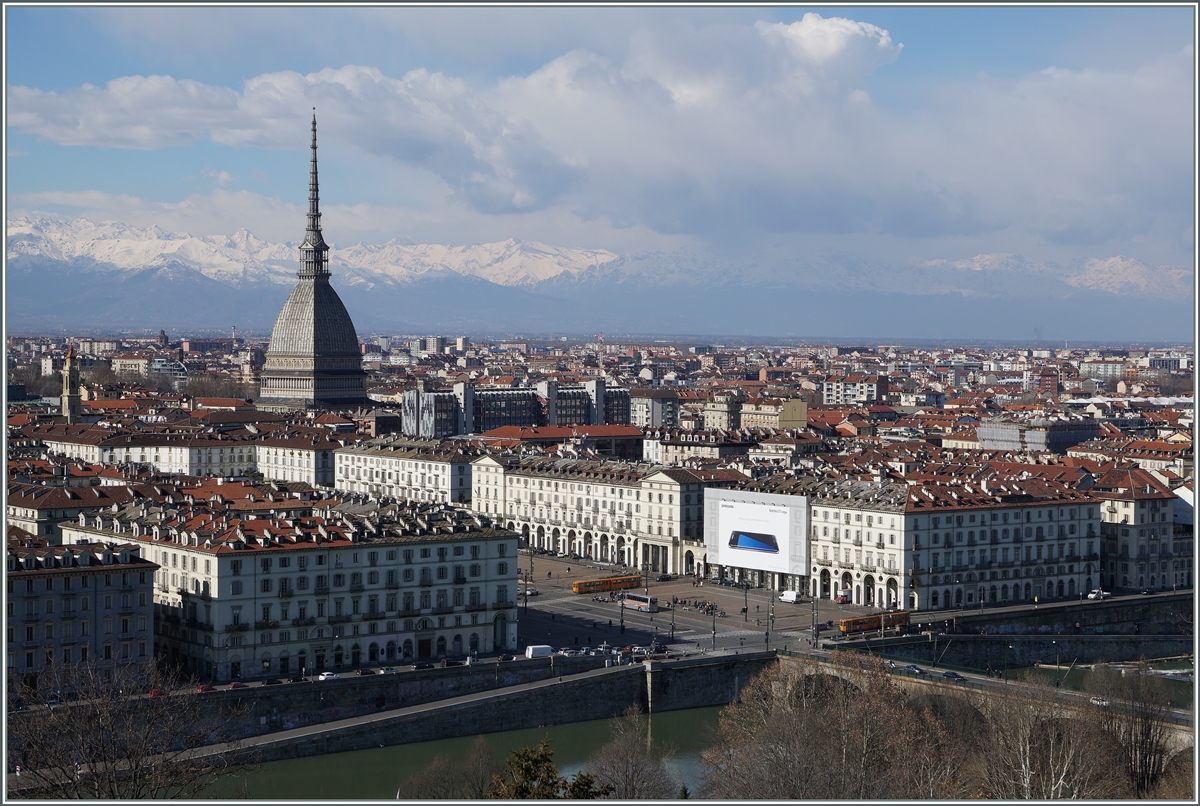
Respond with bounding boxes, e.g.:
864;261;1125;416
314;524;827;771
839;611;910;634
572;575;642;595
621;593;658;612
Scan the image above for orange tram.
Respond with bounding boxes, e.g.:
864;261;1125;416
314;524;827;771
839;611;911;634
572;575;642;595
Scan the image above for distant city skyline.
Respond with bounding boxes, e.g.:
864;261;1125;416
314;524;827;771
5;6;1195;342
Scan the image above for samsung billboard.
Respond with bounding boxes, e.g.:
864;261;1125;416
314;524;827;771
703;489;808;576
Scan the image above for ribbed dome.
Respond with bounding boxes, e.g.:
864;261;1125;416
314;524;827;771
266;275;359;359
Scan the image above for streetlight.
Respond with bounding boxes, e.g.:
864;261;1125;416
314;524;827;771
711;606;716;651
1053;640;1060;686
743;581;748;623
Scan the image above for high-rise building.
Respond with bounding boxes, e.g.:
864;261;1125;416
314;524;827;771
257;116;367;413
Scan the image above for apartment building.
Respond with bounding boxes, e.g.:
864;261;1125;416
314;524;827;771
471;455;737;575
1092;468;1190;592
7;528;158;679
820;374;888;406
738;474;1102;612
334;438;484;504
60;501;518;681
629;389;680;429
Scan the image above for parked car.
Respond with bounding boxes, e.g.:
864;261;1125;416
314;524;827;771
1140;588;1157;595
835;594;851;604
498;654;515;662
262;678;283;686
317;672;341;681
441;659;464;667
355;668;376;676
228;681;248;689
1089;696;1110;707
411;662;434;671
905;665;928;676
1086;589;1108;600
286;676;306;683
380;667;400;675
655;573;673;582
196;684;216;693
942;671;967;681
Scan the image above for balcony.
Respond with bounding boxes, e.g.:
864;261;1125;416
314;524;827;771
314;585;330;595
277;589;294;598
385;581;400;589
224;623;249;632
291;617;316;627
349;583;364;592
419;580;433;588
396;608;421;618
490;601;514;610
255;620;279;630
453;576;467;585
431;606;455;615
328;614;352;624
465;603;487;612
363;612;386;621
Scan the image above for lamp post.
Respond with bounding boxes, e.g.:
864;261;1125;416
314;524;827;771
743;582;749;623
711;606;716;651
810;587;817;648
1053;640;1060;686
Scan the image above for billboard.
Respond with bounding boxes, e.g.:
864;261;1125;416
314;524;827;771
704;489;807;576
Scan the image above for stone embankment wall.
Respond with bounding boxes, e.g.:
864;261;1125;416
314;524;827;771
200;654;608;740
844;633;1193;670
225;651;778;763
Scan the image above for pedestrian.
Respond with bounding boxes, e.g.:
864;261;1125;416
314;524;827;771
15;765;20;778
609;620;612;628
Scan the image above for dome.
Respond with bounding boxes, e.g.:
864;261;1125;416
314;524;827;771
266;275;359;360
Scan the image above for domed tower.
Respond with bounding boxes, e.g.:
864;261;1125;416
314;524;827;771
257;115;367;413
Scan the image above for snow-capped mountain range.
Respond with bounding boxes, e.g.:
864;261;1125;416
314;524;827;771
5;216;1192;341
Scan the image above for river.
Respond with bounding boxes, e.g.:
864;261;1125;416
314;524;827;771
203;705;724;799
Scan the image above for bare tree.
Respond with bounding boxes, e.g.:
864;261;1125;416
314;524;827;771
6;661;251;799
1087;663;1179;797
978;675;1125;799
460;735;502;799
582;704;678;799
397;754;461;800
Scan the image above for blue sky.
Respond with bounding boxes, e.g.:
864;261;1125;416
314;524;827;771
6;5;1195;272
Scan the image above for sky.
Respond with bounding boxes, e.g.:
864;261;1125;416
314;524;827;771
5;5;1196;273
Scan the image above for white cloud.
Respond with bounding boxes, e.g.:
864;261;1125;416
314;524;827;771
7;16;1192;266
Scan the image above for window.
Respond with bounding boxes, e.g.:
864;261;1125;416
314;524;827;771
403;568;414;582
231;581;243;596
498;544;507;557
437;566;448;580
103;617;113;634
498;562;508;575
261;578;272;593
230;560;242;576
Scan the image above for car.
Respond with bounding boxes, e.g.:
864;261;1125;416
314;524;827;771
905;665;928;676
317;672;341;681
497;654;515;662
631;646;649;656
262;678;283;686
1140;588;1157;595
441;659;464;667
380;667;400;675
411;662;434;671
1086;589;1108;600
581;647;592;654
522;587;540;596
1089;696;1110;707
885;660;898;670
196;684;216;693
355;668;376;676
835;595;851;604
148;688;166;698
286;676;306;683
228;681;248;689
655;573;673;582
650;643;667;654
942;671;967;681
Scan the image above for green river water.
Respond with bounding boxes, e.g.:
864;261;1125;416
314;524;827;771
204;705;724;799
208;660;1192;799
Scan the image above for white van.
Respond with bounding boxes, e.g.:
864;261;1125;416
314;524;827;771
779;590;801;604
525;644;553;659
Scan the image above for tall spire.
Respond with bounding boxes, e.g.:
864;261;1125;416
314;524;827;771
299;110;329;276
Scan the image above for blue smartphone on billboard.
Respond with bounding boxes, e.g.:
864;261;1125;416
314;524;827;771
728;531;779;553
